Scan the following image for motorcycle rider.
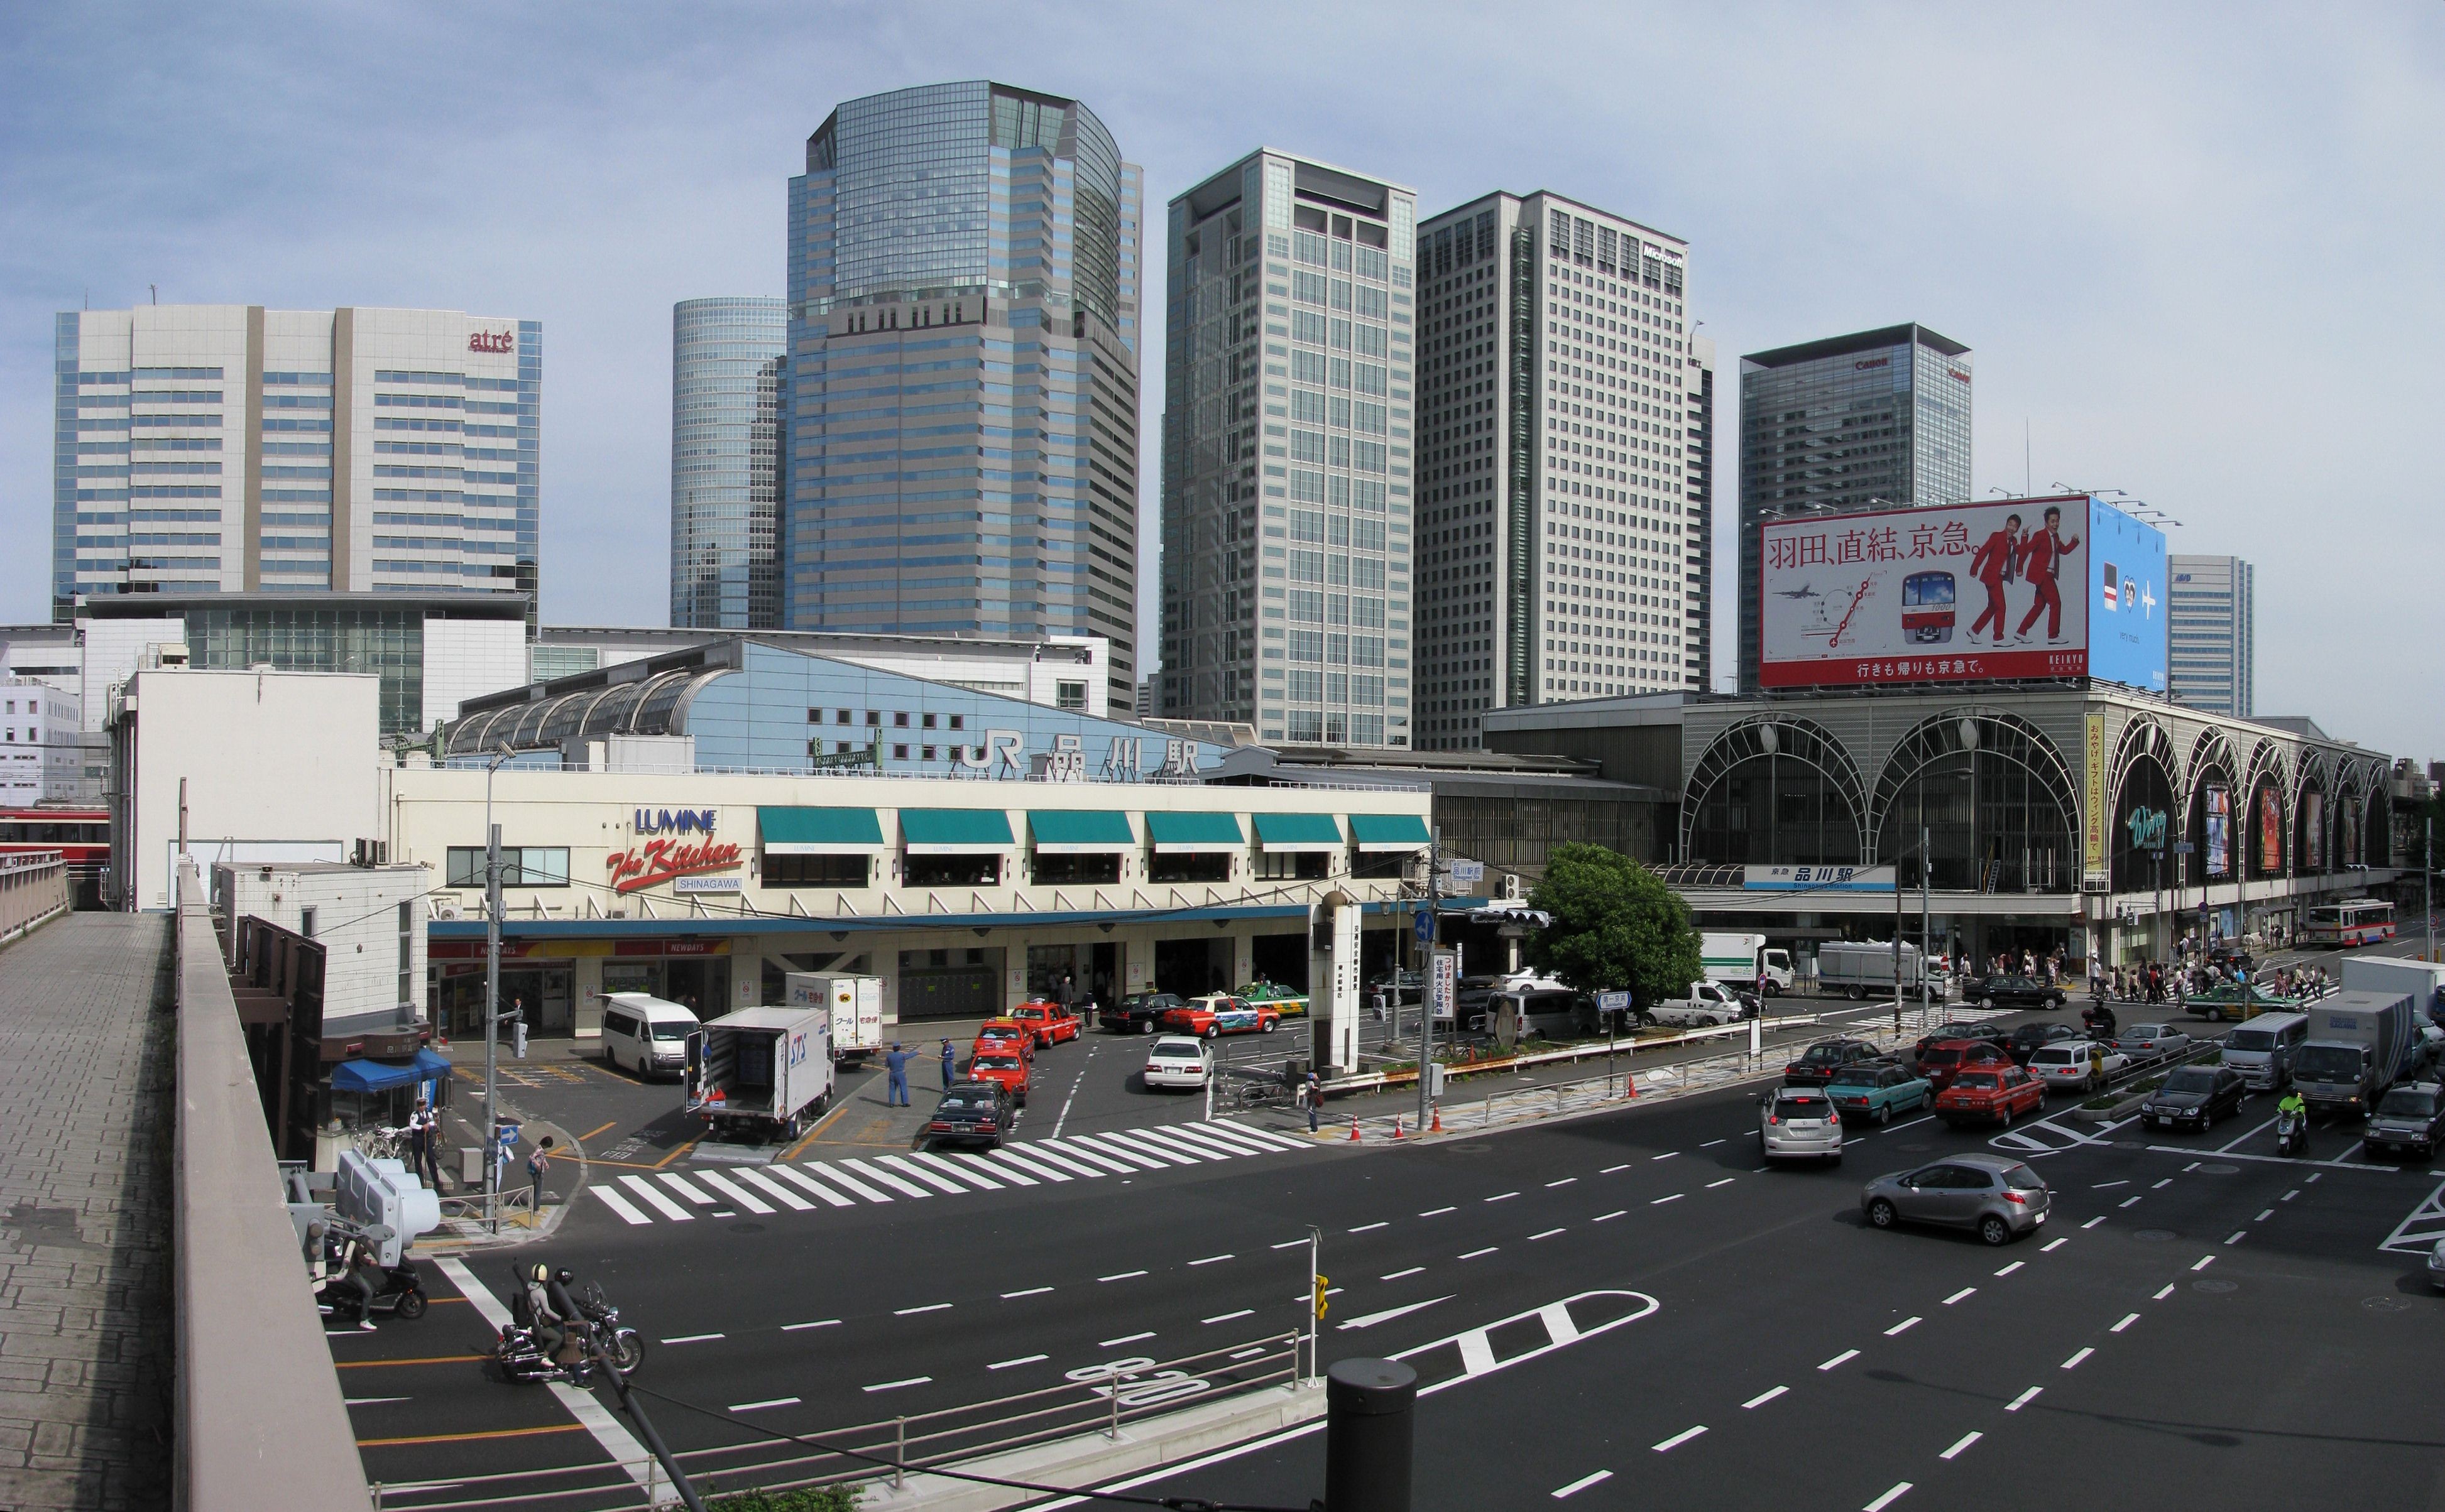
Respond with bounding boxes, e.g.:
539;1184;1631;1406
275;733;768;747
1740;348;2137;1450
521;1262;572;1366
2277;1086;2308;1124
339;1234;385;1328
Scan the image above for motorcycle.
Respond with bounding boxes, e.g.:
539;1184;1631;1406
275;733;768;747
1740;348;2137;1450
316;1261;429;1324
2080;1003;2118;1040
2275;1106;2307;1157
493;1282;645;1384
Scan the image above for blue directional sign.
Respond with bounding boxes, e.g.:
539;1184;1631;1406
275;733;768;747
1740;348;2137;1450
1414;908;1436;945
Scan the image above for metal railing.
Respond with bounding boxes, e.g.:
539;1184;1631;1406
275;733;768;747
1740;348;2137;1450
174;857;373;1511
367;1331;1301;1511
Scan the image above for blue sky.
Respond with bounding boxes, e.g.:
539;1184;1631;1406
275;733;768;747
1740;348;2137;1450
3;3;2439;758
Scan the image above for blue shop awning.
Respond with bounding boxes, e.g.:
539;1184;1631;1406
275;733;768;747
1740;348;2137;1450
331;1048;452;1094
1144;812;1245;855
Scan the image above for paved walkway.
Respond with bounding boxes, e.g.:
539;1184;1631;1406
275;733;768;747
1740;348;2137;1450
0;913;173;1512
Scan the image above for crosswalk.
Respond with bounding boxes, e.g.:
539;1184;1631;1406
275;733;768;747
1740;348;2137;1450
585;1119;1320;1227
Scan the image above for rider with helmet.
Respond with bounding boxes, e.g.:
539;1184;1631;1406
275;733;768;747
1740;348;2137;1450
521;1263;579;1365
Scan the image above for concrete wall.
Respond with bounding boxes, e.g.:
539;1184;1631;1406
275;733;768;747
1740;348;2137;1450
421;617;530;734
214;862;430;1024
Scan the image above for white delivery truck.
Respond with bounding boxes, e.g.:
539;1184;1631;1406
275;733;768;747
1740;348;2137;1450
787;972;883;1063
2292;989;2415;1119
2340;955;2445;1026
1648;980;1755;1028
686;1005;836;1142
1815;941;1929;1000
1702;933;1795;996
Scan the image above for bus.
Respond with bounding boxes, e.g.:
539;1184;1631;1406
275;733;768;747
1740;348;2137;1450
0;807;108;910
2303;900;2394;949
1901;572;1956;644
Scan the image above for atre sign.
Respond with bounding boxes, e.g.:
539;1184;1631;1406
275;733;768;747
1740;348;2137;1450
608;806;741;893
468;329;515;354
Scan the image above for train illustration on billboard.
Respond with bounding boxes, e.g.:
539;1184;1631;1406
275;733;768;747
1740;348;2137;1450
1757;494;2165;691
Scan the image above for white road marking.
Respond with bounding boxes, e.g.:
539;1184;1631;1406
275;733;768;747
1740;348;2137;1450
1069;1133;1172;1170
1098;1270;1148;1282
990;1354;1047;1370
1270;1239;1307;1250
1864;1483;1913;1511
2062;1347;2093;1369
1995;1261;2024;1276
2091;1180;2128;1189
616;1175;692;1220
1460;1246;1498;1259
1546;1178;1578;1188
2153;1178;2173;1188
734;1167;816;1211
2042;1237;2068;1251
2153;1284;2175;1300
1000;1286;1053;1299
589;1186;650;1224
782;1319;839;1332
1419;1206;1457;1217
2081;1217;2105;1229
657;1172;717;1205
2256;1209;2274;1222
1381;1267;1424;1281
729;1396;798;1412
804;1163;894;1202
2184;1161;2200;1172
1651;1151;1678;1161
692;1170;775;1214
1203;1309;1254;1325
1010;1144;1109;1180
863;1376;931;1393
2307;1172;2323;1183
1652;1425;1707;1452
1350;1221;1389;1233
876;1155;968;1194
1602;1163;1632;1173
1100;1331;1156;1347
1032;1140;1136;1176
1742;1385;1787;1409
2006;1386;2042;1411
661;1333;724;1344
1943;1287;1976;1305
432;1258;656;1496
1650;1194;1682;1205
1552;1469;1614;1498
1819;1349;1859;1371
1939;1431;1981;1460
1531;1227;1567;1241
1594;1210;1626;1223
1701;1139;1727;1148
986;1147;1077;1183
1884;1317;1920;1336
1486;1191;1519;1202
2120;1196;2142;1208
1230;1346;1267;1360
899;1152;1000;1191
2281;1188;2299;1202
1190;1253;1235;1267
2192;1255;2216;1271
2225;1231;2246;1244
1707;1178;1736;1189
1338;1296;1453;1332
2111;1313;2140;1333
894;1303;952;1317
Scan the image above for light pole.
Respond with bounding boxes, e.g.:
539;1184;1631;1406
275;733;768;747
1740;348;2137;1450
483;742;515;1233
1415;829;1440;1136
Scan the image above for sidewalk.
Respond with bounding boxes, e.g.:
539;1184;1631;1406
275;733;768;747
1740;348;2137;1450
0;913;175;1512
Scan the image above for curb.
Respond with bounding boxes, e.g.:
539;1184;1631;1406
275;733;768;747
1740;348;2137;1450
854;1381;1325;1511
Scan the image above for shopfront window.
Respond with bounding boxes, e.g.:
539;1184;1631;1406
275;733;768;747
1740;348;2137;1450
764;854;869;887
1031;853;1121;885
1254;851;1330;881
1151;852;1231;884
907;854;1000;888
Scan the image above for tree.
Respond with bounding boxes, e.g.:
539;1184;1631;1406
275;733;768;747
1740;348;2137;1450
1526;844;1703;1008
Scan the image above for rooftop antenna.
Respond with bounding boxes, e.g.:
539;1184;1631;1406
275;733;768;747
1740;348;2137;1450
2023;418;2030;496
149;284;157;305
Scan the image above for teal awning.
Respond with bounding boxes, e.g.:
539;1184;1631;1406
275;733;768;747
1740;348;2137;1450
1028;810;1137;854
1254;812;1344;853
758;807;884;856
1350;813;1434;852
899;808;1016;855
1144;812;1245;855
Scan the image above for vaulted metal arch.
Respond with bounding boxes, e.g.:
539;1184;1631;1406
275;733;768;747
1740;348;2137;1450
1680;716;1869;865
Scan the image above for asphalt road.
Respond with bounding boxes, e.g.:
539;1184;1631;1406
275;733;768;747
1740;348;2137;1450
346;978;2445;1509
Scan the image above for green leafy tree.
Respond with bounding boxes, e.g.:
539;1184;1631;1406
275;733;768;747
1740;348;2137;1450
1526;844;1703;1008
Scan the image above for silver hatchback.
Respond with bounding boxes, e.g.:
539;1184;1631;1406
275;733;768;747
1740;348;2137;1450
1860;1153;2052;1246
1761;1087;1843;1165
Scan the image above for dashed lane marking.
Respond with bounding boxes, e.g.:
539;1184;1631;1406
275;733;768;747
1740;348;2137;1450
1995;1261;2024;1276
2111;1313;2140;1333
1819;1349;1859;1371
2152;1284;2175;1300
990;1354;1047;1370
1652;1425;1707;1452
1864;1484;1913;1511
661;1333;723;1345
1939;1432;1981;1461
1460;1246;1498;1260
782;1320;838;1332
2006;1386;2042;1411
1707;1178;1736;1188
1943;1287;1975;1305
2041;1237;2067;1252
1742;1386;1787;1409
1190;1253;1234;1267
1001;1286;1053;1299
863;1377;931;1393
1884;1317;1920;1336
1553;1470;1614;1499
1381;1267;1424;1281
730;1397;798;1413
1594;1210;1626;1223
1100;1331;1156;1347
894;1303;951;1317
1203;1310;1254;1325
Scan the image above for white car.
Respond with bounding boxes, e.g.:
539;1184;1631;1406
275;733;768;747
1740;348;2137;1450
1142;1035;1213;1092
2028;1040;2131;1093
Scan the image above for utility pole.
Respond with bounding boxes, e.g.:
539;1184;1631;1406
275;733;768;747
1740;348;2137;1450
482;743;514;1234
1416;827;1439;1135
1920;825;1932;1010
1891;840;1905;1033
2427;817;2435;965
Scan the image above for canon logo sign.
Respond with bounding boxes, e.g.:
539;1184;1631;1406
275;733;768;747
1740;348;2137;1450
468;330;514;354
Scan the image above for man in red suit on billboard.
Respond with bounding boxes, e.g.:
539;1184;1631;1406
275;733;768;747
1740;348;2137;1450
1967;512;2020;645
2014;504;2081;643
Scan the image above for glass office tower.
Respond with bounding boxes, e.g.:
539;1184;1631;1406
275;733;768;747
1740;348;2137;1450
1736;323;1969;693
1160;151;1417;745
2168;554;2255;716
783;82;1142;709
671;297;785;629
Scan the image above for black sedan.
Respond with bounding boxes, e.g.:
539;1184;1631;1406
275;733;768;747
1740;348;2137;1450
2364;1084;2445;1161
2139;1066;2246;1131
2005;1021;2085;1065
1961;974;2069;1013
924;1080;1017;1149
1783;1039;1884;1087
1098;992;1183;1035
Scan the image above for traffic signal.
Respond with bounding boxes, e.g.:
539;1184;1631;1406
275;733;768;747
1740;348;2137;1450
1313;1274;1330;1320
511;1017;528;1059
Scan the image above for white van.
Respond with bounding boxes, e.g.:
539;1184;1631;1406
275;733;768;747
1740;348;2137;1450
2219;1011;2309;1091
599;992;700;1079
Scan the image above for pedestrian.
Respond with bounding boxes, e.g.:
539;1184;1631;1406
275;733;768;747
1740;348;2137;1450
525;1135;555;1219
1059;972;1076;1008
883;1042;912;1107
407;1099;441;1190
940;1037;957;1089
1305;1072;1321;1134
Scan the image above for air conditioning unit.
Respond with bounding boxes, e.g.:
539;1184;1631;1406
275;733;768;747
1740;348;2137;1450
351;838;391;867
1501;873;1524;901
433;899;462;920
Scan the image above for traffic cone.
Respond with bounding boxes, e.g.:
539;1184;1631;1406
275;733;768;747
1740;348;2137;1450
1624;1073;1637;1099
1348;1116;1361;1142
1392;1116;1404;1140
1430;1102;1444;1134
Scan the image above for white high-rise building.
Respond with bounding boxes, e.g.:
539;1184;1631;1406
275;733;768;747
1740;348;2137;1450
54;305;539;623
1160;150;1418;746
2169;554;2255;717
0;677;82;802
1411;193;1700;748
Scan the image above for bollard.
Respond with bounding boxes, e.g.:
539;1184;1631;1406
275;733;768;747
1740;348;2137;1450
1392;1116;1403;1140
1325;1357;1417;1512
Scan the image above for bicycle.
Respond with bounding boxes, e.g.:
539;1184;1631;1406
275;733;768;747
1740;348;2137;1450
1233;1079;1295;1111
355;1125;413;1161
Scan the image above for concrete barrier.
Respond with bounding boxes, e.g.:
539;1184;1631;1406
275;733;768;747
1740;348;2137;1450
0;849;68;944
174;857;371;1511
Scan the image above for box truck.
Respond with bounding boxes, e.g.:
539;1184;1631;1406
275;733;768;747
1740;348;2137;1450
1815;941;1928;1000
787;972;883;1063
686;1005;835;1142
1703;933;1794;996
2340;955;2445;1026
2292;990;2415;1119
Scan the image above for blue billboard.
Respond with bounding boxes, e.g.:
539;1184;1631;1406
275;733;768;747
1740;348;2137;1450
2083;499;2167;693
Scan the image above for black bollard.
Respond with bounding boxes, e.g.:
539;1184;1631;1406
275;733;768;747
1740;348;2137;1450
1323;1356;1416;1512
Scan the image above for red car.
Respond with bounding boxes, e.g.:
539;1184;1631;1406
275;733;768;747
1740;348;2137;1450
1915;1038;2013;1091
1159;994;1281;1039
973;1020;1036;1067
967;1050;1030;1107
1008;1001;1081;1047
1935;1065;2045;1128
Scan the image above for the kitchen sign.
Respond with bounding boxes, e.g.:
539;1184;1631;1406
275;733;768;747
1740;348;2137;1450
608;806;743;893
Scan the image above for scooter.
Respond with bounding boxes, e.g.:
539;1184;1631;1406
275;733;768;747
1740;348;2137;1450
317;1261;430;1324
2275;1106;2307;1157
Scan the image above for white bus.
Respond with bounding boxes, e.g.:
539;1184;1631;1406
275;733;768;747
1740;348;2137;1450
2303;900;2394;949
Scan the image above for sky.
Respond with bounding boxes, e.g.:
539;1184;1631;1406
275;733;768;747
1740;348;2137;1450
3;3;2439;759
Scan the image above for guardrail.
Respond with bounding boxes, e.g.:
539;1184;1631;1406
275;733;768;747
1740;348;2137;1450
366;1330;1302;1510
0;848;68;944
174;857;373;1511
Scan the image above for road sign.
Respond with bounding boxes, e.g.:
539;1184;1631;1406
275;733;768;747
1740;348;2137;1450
1597;991;1631;1016
1441;859;1486;889
1415;907;1436;945
1430;949;1458;1023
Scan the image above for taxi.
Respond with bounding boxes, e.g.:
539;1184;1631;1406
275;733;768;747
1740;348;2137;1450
972;1018;1037;1066
1008;1000;1083;1047
1160;994;1283;1039
1235;980;1310;1018
966;1049;1031;1107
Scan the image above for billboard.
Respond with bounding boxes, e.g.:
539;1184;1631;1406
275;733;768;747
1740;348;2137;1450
2202;783;2230;879
1759;496;2167;692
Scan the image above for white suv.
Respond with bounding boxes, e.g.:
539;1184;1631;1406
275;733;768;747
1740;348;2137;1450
1142;1035;1213;1092
2029;1040;2129;1094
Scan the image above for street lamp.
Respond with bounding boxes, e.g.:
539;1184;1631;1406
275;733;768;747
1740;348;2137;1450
483;741;515;1234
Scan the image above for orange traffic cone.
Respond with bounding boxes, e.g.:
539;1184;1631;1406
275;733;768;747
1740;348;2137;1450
1430;1102;1444;1134
1392;1116;1404;1140
1624;1073;1638;1099
1348;1116;1361;1142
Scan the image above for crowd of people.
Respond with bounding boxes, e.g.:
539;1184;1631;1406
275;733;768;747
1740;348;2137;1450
2090;951;2330;1006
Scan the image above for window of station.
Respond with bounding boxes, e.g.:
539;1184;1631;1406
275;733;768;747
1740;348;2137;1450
762;854;869;888
1149;852;1231;884
1031;852;1122;886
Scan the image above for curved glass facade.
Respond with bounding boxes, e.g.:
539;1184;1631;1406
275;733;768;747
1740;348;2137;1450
671;298;785;629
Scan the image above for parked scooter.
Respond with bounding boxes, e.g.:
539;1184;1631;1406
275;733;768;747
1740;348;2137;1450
316;1261;429;1324
2276;1106;2307;1158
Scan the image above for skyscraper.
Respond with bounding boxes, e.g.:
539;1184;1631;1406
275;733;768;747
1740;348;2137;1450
782;82;1142;709
670;297;785;629
1688;331;1717;690
1160;151;1417;745
2168;553;2255;716
1411;192;1701;749
1736;324;1969;693
54;305;540;623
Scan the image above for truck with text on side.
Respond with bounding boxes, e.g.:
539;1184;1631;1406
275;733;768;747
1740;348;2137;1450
2292;990;2415;1121
1814;941;1931;1002
785;972;883;1063
686;1005;836;1143
1646;979;1759;1029
2340;955;2445;1028
1702;932;1794;996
